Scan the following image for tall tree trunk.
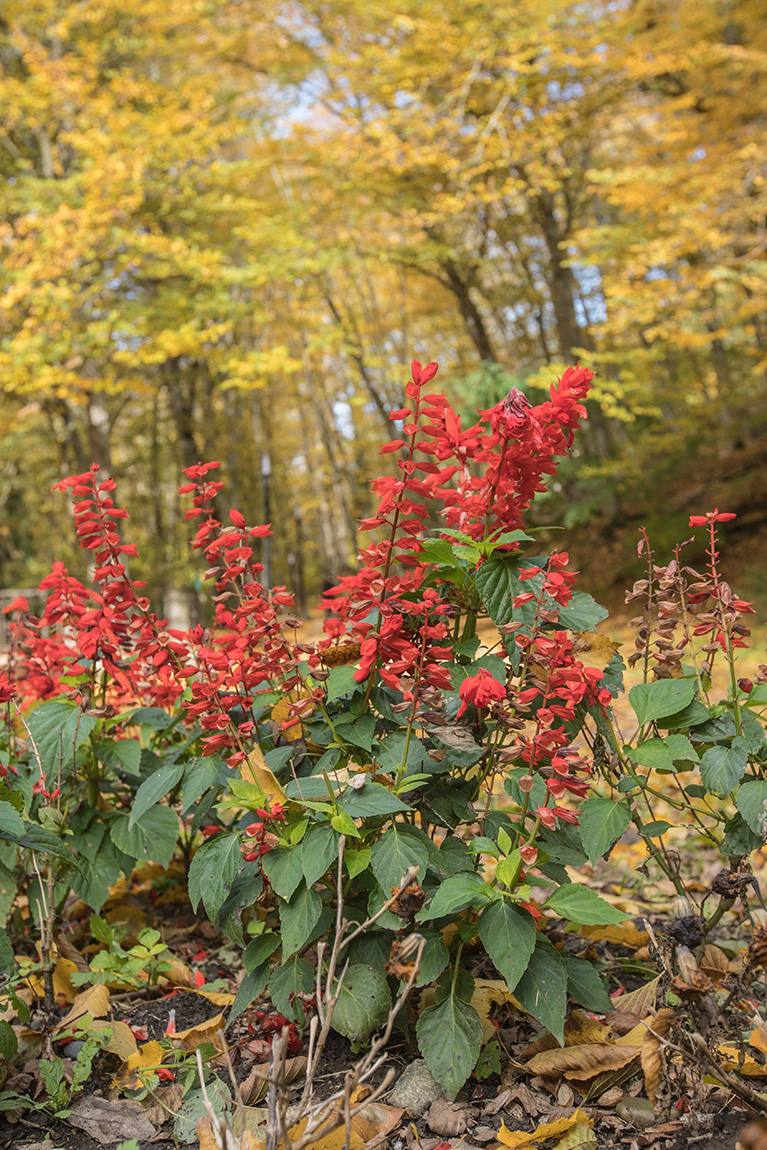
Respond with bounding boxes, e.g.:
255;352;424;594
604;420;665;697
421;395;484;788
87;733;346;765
164;362;200;471
439;257;497;363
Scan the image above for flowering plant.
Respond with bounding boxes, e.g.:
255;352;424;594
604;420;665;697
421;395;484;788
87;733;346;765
1;358;763;1098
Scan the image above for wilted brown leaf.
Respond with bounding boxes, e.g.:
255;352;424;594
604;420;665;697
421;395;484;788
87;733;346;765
174;1011;225;1051
527;1042;639;1081
699;944;729;983
571;631;622;672
240;1057;307;1105
69;1097;156;1144
641;1007;674;1105
426;1096;469;1136
142;1080;183;1126
610;976;661;1019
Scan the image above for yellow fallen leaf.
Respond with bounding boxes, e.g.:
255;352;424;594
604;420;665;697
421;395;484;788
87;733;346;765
243;747;288;806
471;979;522;1044
173;1011;225;1051
113;1039;166;1089
190;987;235;1007
716;1044;767;1077
555;1124;598;1149
92;1019;138;1061
200;1099;404;1150
498;1110;594;1147
571;631;622;673
26;957;79;1005
271;695;306;741
750;1025;767;1056
163;958;194;987
54;983;110;1032
579;923;649;949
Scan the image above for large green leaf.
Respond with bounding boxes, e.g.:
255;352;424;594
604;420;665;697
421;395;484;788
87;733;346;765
546;884;629;925
188;833;244;921
16;824;85;873
338;783;411;818
416;992;482;1100
27;702;98;777
479;901;536;993
244;933;280;974
229;965;270;1026
418;872;495;921
578;797;631;864
737;779;767;835
300;825;340;888
515;938;568;1045
129;761;185;828
628;680;697;726
268;958;315;1023
326;665;360;702
0;802;24;838
563;955;613;1012
100;738;142;777
332;965;391;1042
110;806;179;867
279;883;322;959
700;738;749;797
261;845;305;900
0;926;13;975
627;734;697;773
181;758;224;813
370;826;429;894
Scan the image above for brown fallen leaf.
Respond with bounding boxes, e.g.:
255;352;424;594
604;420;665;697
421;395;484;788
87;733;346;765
54;984;110;1033
55;932;90;972
739;1117;767;1150
641;1007;674;1105
216;1101;405;1150
610;975;661;1018
240;1056;307;1105
69;1097;156;1145
699;944;730;983
173;1011;225;1051
527;1042;639;1080
141;1080;183;1126
198;1115;261;1150
579;923;649;950
426;1096;469;1136
571;631;622;672
605;1011;641;1037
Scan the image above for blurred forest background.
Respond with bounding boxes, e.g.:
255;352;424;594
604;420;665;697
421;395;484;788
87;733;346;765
1;0;766;620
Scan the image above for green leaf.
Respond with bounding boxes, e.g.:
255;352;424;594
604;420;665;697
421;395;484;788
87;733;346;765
578;797;631;864
558;591;608;632
418;872;494;921
339;783;411;818
479;901;536;993
26;702;97;775
656;699;711;729
416;992;482;1100
261;845;305;900
332;964;391;1042
229;965;270;1026
181;758;223;812
129;761;185;828
187;833;243;921
280;883;322;958
700;739;749;797
370;826;429;894
563;955;613;1013
628;679;697;726
0;927;14;975
268;958;315;1024
16;824;85;873
546;885;629;925
640;820;673;838
737;779;767;836
346;845;371;879
301;825;340;887
0;802;24;838
100;738;142;776
414;929;451;987
721;811;761;857
110;806;179;867
244;933;280;974
627;734;697;773
515;938;568;1045
326;665;360;702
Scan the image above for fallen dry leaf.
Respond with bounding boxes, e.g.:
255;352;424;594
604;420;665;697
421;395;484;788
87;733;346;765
241;1056;307;1105
555;1123;598;1149
54;983;110;1033
112;1039;166;1089
471;979;522;1043
527;1042;639;1081
579;923;649;950
611;976;661;1019
243;746;288;806
426;1096;468;1136
214;1100;405;1150
571;631;622;672
497;1110;594;1147
69;1096;156;1144
716;1044;767;1077
142;1080;183;1125
91;1020;138;1061
198;1115;261;1150
641;1007;674;1105
173;1011;225;1051
699;944;730;983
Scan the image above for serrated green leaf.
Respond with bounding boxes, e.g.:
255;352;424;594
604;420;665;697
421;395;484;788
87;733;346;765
280;883;322;958
416;992;482;1099
332;964;391;1041
181;758;223;813
338;782;411;817
578;797;631;864
261;845;304;900
110;806;178;867
129;761;185;828
300;824;340;887
700;739;749;797
563;955;613;1012
187;833;242;920
418;872;494;921
546;885;629;925
479;901;536;992
737;779;767;836
326;665;360;702
515;938;568;1045
0;927;13;975
628;679;697;726
26;702;97;776
268;958;315;1023
370;826;429;894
